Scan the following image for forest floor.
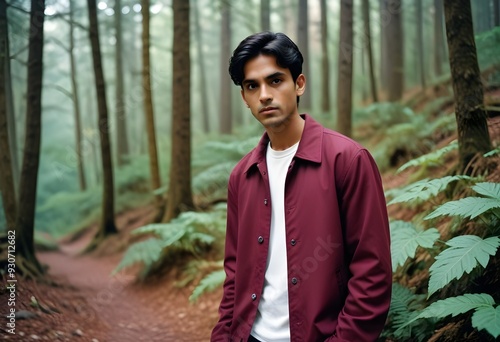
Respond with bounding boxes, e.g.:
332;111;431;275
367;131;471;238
2;89;499;342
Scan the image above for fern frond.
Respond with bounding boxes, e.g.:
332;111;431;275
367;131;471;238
189;269;226;302
113;238;164;274
396;141;458;173
484;147;500;157
387;176;471;205
471;305;500;338
428;236;500;297
425;197;500;220
390;221;440;271
472;182;500;199
413;293;494;320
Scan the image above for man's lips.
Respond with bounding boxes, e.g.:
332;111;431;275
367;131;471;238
259;106;278;114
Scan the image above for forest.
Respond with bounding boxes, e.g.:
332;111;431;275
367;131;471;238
0;0;499;341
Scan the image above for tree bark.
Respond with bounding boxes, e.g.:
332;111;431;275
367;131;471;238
69;0;86;191
494;0;499;27
164;0;194;222
0;0;16;230
416;0;426;89
379;0;388;93
261;0;270;31
219;0;232;134
386;0;404;101
297;0;311;110
14;0;45;276
362;0;378;102
434;0;446;76
444;0;492;173
87;0;117;239
337;0;354;138
141;0;163;219
320;0;330;112
114;0;129;166
193;0;210;133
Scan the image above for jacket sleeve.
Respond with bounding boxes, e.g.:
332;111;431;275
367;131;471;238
328;149;392;342
211;174;239;342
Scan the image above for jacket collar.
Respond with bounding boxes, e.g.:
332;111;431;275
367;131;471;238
243;113;323;173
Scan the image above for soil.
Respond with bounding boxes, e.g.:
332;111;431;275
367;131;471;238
0;206;222;341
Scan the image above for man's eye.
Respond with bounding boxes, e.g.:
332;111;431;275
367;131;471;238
247;84;256;90
272;78;282;85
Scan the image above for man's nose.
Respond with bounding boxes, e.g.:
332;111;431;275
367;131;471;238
259;85;272;103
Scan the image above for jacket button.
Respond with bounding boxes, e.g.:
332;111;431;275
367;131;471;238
251;293;257;301
290;239;296;246
264;199;268;205
291;277;298;285
258;236;264;244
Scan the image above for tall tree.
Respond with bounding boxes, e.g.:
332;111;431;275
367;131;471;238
494;0;499;27
261;0;270;31
141;0;163;219
193;0;210;133
14;0;45;277
433;0;446;76
69;0;86;191
379;0;388;92
385;0;403;101
444;0;492;173
164;0;194;222
0;0;16;230
297;0;311;110
320;0;330;112
337;0;354;137
114;0;130;165
416;0;426;89
362;0;378;102
87;0;118;247
219;0;232;134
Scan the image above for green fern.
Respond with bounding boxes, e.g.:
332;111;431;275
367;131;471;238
113;208;227;278
396;140;458;173
189;269;226;302
390;221;440;272
484;146;500;157
387;176;471;205
428;235;500;297
192;162;235;204
406;293;500;338
425;182;500;220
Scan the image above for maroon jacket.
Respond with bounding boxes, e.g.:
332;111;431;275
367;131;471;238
212;114;392;341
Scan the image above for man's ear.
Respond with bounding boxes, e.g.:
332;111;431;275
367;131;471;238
295;74;306;96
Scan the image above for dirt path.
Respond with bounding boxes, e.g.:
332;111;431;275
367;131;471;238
1;206;220;341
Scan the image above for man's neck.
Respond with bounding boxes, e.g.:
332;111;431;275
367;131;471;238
267;114;305;151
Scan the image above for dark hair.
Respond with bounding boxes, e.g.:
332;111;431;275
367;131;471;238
228;31;303;87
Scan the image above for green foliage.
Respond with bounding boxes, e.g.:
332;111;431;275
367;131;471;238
390;220;440;272
425;182;500;220
189;269;225;302
192;162;235;205
114;206;227;279
396;141;458;173
408;293;500;338
476;27;500;72
386;175;472;206
484;146;500;157
386;283;430;341
427;235;500;297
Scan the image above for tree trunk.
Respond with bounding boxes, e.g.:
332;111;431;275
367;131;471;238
219;0;232;134
494;0;499;27
141;0;163;220
297;0;311;110
434;0;446;76
362;0;378;102
193;0;210;133
320;0;330;112
416;0;426;89
87;0;117;242
69;0;86;191
0;0;16;230
386;0;404;101
164;0;194;222
14;0;45;277
379;0;388;93
337;0;354;138
444;0;492;173
261;0;270;31
114;0;129;166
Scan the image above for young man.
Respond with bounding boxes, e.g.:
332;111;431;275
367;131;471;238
211;32;392;342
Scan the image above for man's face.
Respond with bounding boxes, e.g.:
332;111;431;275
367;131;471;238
240;54;305;130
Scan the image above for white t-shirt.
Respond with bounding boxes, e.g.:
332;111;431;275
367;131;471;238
250;141;299;342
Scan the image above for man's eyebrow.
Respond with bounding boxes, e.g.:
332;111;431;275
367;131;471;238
242;71;286;85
